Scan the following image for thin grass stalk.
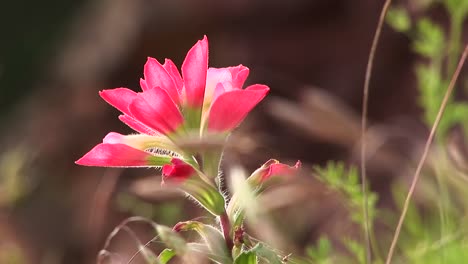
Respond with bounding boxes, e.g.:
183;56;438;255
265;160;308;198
361;0;393;263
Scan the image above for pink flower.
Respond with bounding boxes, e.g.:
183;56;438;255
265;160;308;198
162;158;196;183
100;36;269;136
249;159;301;184
76;36;269;168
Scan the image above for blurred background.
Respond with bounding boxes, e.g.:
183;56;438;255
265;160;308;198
0;0;467;263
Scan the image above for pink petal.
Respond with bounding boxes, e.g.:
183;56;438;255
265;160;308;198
163;59;183;92
143;57;180;105
140;78;148;91
75;143;152;167
119;115;159;135
261;160;301;182
205;68;231;103
206;68;232;89
99;88;138;116
207;84;269;132
102;132;126;144
205;65;249;100
128;87;184;135
212;83;226;102
229;65;249;88
181;36;208;107
162;158;195;183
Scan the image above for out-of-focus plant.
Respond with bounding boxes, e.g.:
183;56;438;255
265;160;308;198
384;1;468;263
0;243;26;264
0;146;35;264
291;162;380;264
387;0;468;140
315;162;380;264
0;146;33;207
295;1;467;263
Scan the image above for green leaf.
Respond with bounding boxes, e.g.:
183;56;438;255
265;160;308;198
443;0;468;18
234;251;257;264
158;249;176;264
386;7;411;32
181;178;226;216
344;239;365;264
314;161;378;229
249;243;282;264
413;18;445;58
415;63;445;128
175;221;232;264
306;236;333;263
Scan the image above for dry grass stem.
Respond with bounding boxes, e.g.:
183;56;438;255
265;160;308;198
361;0;393;262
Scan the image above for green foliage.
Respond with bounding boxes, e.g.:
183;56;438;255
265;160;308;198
388;147;468;263
443;0;468;22
248;243;283;264
157;249;176;264
175;221;232;263
344;239;366;264
315;161;378;227
413;18;445;58
311;161;381;263
382;3;468;263
234;251;257;264
0;147;33;207
233;243;282;264
387;1;468;140
386;7;411;33
305;236;333;264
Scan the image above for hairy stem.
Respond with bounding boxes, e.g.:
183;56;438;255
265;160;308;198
361;0;392;263
385;46;468;264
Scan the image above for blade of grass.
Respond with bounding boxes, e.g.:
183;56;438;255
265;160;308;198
385;45;468;264
361;0;393;263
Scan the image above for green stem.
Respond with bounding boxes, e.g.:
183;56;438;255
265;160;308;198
446;11;463;78
369;223;384;263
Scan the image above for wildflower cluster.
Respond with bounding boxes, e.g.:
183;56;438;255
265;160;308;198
76;36;300;263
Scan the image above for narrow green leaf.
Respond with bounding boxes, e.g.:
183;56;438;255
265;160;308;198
158;249;176;264
249;243;282;264
234;251;257;264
